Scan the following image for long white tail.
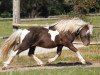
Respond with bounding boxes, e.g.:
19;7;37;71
1;29;22;59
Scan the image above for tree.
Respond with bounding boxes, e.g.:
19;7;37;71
0;0;100;18
20;0;67;18
68;0;97;14
21;0;49;18
0;0;12;18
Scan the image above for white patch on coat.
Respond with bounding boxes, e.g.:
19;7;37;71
48;30;59;41
88;25;93;34
20;29;30;43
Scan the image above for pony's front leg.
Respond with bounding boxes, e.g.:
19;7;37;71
76;51;86;64
66;43;86;64
2;50;18;70
48;45;63;63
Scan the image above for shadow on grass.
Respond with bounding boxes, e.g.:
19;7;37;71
45;62;92;67
22;62;92;68
1;62;92;70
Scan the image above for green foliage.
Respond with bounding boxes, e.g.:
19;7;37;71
67;0;97;15
0;0;99;18
20;0;67;18
0;0;12;18
0;12;12;18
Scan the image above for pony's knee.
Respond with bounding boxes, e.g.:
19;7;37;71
28;49;35;57
71;49;78;52
28;50;35;57
28;53;33;57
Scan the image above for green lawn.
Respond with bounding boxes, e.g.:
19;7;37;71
0;20;12;36
0;16;100;37
0;67;100;75
87;16;100;26
21;19;57;25
0;45;100;74
0;19;57;37
0;16;100;74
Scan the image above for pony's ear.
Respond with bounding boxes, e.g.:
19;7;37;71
86;30;90;35
85;25;90;35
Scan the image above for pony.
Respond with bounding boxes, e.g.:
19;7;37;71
1;18;93;70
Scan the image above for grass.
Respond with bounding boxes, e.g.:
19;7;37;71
0;16;100;74
21;19;57;25
0;67;100;75
0;45;100;74
0;45;99;75
0;16;100;36
0;16;99;62
0;19;57;37
1;45;98;67
0;20;12;36
86;16;100;26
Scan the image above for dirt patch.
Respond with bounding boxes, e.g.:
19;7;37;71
0;62;100;72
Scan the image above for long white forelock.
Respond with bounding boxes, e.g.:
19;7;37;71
88;25;93;34
55;18;88;33
44;26;49;29
86;25;93;35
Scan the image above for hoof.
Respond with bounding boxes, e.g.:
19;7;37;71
46;61;50;64
81;61;86;65
37;64;45;67
37;62;44;67
48;58;54;63
2;66;7;70
40;64;45;67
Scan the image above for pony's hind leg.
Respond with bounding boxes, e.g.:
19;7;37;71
28;46;44;66
48;45;63;63
32;55;44;66
2;42;30;70
2;50;18;70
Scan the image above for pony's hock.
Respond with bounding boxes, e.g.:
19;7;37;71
1;18;93;69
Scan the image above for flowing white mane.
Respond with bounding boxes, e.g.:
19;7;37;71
54;18;88;33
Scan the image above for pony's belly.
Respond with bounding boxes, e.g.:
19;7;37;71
38;42;57;48
38;45;56;48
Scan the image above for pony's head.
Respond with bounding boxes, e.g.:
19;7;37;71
79;25;93;46
52;18;93;46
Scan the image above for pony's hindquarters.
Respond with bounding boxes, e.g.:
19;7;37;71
1;29;22;60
